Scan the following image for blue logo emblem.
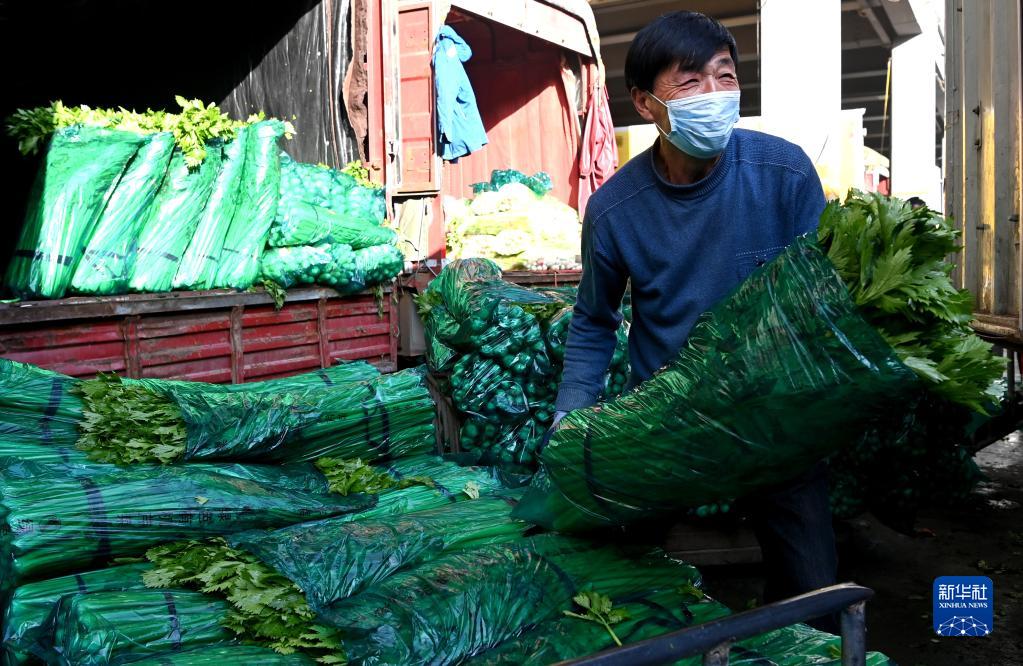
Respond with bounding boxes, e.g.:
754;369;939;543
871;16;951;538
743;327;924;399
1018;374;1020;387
933;576;993;636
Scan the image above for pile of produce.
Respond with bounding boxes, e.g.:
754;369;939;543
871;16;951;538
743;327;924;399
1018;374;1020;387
444;169;582;271
510;192;1004;532
3;99;403;300
0;357;894;665
417;258;628;466
260;155;404;294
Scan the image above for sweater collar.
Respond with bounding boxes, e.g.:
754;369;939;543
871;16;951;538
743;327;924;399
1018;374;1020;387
646;134;735;199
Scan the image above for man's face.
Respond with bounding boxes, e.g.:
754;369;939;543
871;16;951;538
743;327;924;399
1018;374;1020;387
631;47;740;132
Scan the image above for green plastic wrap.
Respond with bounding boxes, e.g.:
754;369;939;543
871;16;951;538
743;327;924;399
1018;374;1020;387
0;440;91;467
514;239;920;532
471;169;553;196
0;360;82;447
270;202;396;249
470;588;891;666
70;132;176;295
2;563;151;664
128;146;223;293
420;260;628;466
227;496;524;613
50;590;232;665
77;367;435;465
5;125;146;299
350;455;512;521
130;645;315;665
321;535;701;665
213;121;286;289
173;130;249;291
127;360;380;395
0;459;374;587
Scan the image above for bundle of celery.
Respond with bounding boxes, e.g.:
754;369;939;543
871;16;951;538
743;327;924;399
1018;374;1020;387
0;459;373;587
50;590;233;665
74;366;434;465
143;497;526;660
3;563;151;664
320;535;701;665
418;259;628;466
131;645;315;665
4;99;292;299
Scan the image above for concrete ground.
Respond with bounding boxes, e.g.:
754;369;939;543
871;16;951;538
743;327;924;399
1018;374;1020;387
701;432;1023;666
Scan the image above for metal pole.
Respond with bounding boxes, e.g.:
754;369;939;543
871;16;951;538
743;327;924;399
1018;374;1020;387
702;641;731;666
841;601;867;666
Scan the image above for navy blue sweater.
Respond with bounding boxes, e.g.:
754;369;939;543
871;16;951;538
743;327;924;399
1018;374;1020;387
555;129;827;413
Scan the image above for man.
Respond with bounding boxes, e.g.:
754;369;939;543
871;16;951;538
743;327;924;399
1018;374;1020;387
553;11;837;621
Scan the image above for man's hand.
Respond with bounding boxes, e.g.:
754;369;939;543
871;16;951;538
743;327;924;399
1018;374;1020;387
539;411;570;453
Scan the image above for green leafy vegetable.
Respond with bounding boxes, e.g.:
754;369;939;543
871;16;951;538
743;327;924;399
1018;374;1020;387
340;161;377;189
145;538;346;663
677;581;705;602
74;373;187;465
315;457;434;496
563;590;630;647
817;191;1004;413
463;481;481;499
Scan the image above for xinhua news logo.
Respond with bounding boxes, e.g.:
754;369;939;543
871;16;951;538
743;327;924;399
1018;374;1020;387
933;576;993;637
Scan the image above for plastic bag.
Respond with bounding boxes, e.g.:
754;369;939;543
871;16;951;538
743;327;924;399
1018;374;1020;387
5;125;146;299
130;645;316;665
2;563;151;664
0;458;374;586
128;146;223;292
173;130;250;291
0;359;82;446
50;590;231;665
260;243;357;289
75;367;435;465
471;169;552;197
469;588;892;666
70;132;177;295
513;239;920;532
213;120;286;289
320;535;701;665
270;202;396;249
227;495;524;613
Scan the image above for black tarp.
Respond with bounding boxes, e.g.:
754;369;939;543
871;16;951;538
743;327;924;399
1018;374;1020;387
0;0;360;283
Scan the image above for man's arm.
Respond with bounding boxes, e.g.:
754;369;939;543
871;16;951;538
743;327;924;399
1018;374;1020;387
555;212;628;413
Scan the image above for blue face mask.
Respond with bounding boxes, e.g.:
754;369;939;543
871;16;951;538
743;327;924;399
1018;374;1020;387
648;90;741;159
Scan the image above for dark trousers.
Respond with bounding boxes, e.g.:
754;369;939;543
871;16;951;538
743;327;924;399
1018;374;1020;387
745;461;839;633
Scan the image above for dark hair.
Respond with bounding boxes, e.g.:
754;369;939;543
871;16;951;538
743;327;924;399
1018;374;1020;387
907;196;927;209
624;11;739;92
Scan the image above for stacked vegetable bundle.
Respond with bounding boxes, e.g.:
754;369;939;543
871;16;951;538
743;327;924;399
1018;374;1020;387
512;192;1004;532
260;155;404;294
5;99;290;297
0;358;893;665
4;100;404;300
418;258;628;466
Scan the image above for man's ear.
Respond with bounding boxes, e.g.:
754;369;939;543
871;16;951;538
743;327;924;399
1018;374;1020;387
631;87;657;124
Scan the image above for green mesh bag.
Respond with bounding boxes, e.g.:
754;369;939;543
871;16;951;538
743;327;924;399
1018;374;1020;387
419;260;628;466
50;589;232;665
2;563;151;664
70;132;176;295
513;238;921;532
128;146;223;292
0;458;374;587
213;121;286;289
173;130;250;291
5;125;146;299
259;243;357;289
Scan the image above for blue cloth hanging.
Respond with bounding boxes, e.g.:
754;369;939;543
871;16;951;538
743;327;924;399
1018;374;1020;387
433;25;488;161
